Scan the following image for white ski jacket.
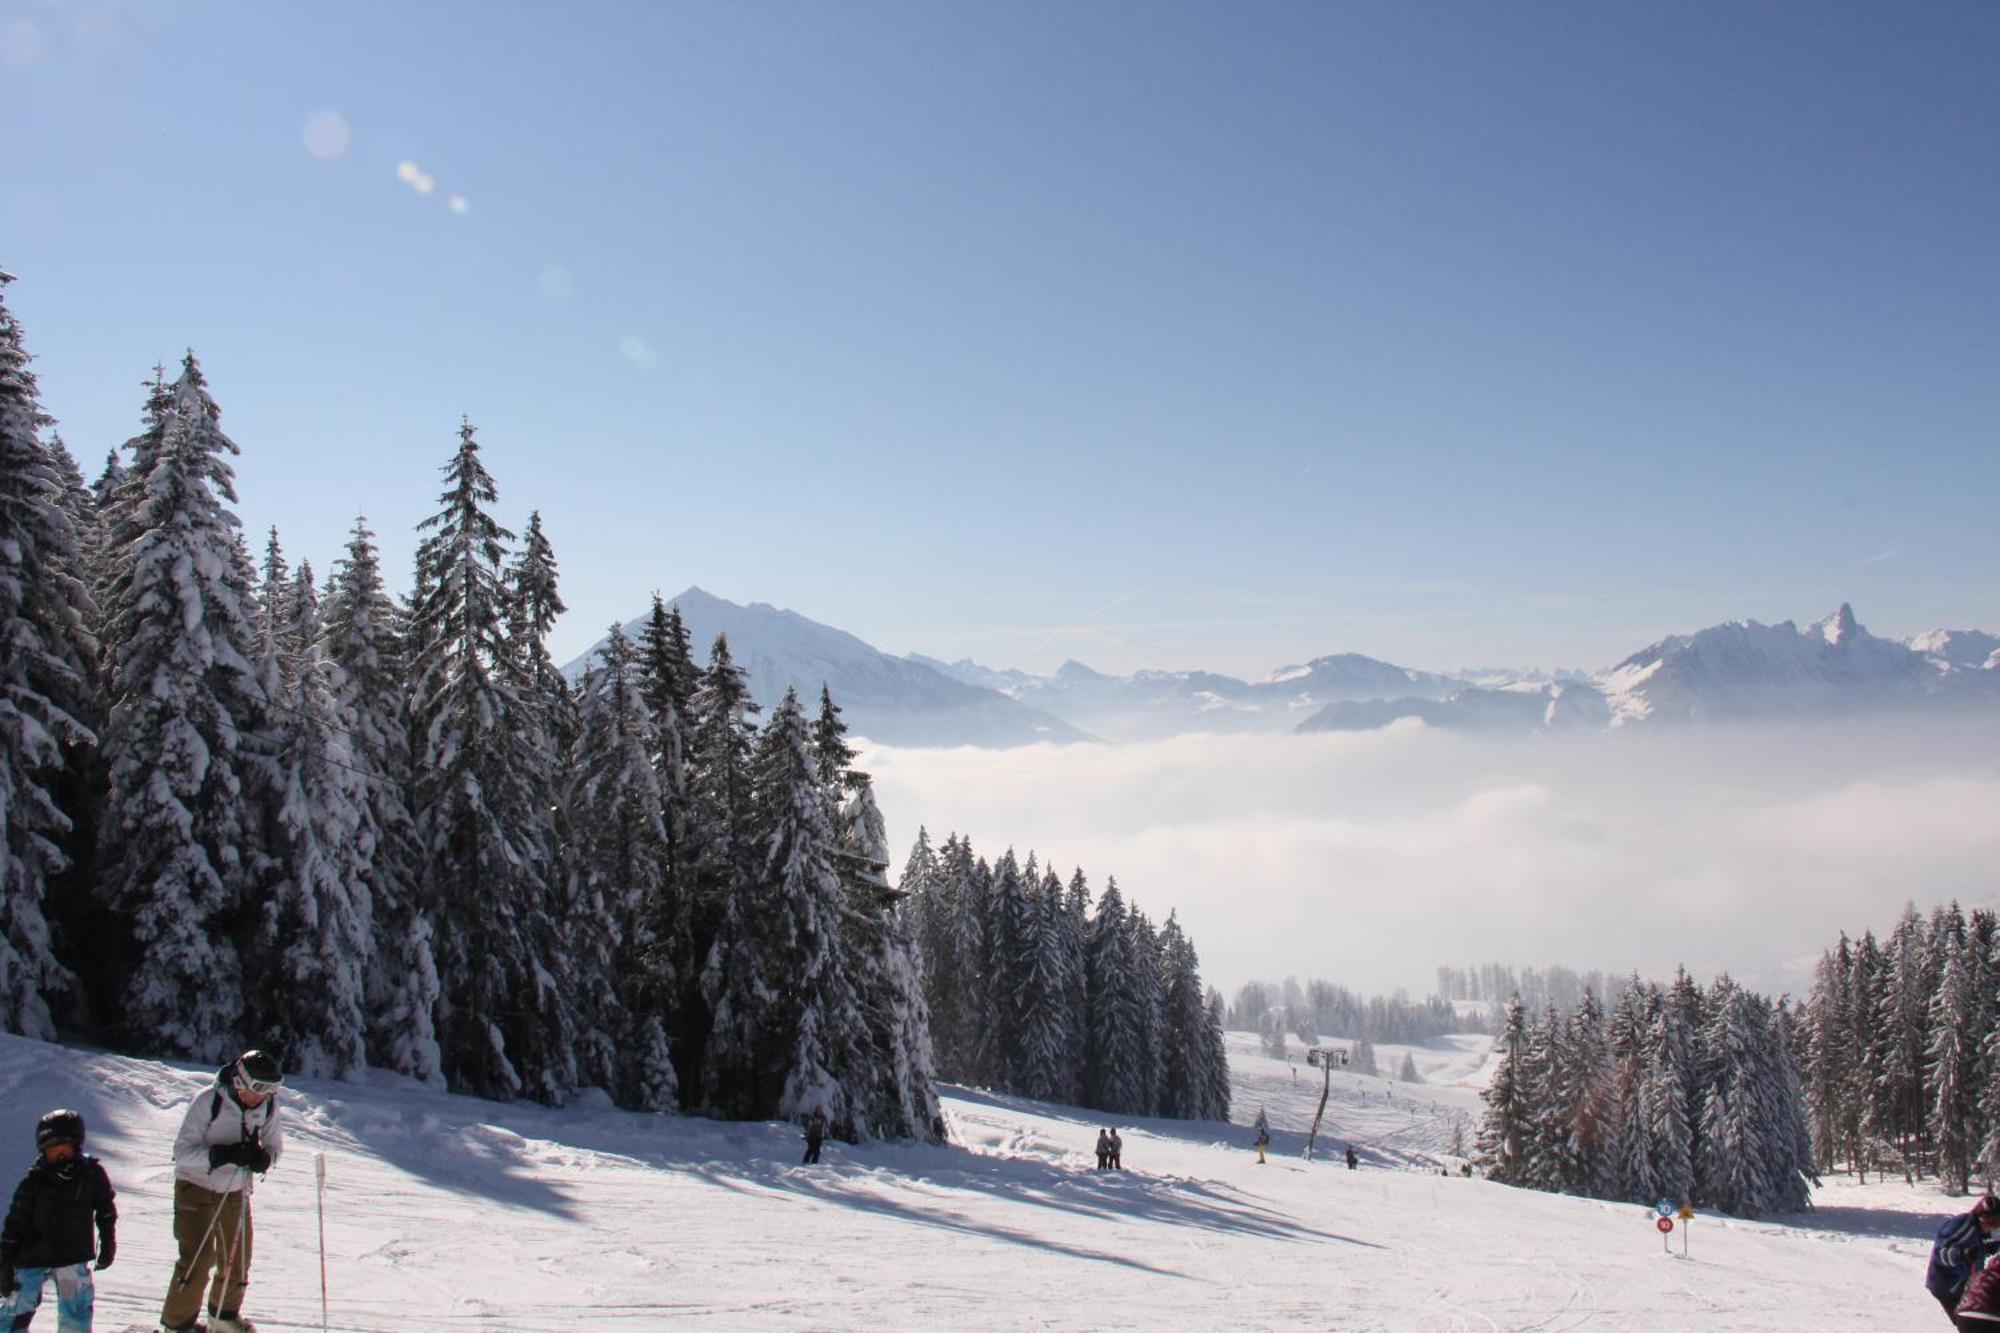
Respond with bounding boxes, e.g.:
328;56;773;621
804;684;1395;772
172;1070;284;1194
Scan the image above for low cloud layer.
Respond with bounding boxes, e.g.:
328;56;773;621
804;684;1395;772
861;718;2000;1000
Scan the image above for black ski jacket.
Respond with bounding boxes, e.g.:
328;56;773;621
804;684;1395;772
0;1155;116;1270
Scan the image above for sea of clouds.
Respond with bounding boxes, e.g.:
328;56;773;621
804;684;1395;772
862;715;2000;1002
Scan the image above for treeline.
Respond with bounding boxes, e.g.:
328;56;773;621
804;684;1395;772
1435;962;1619;1017
900;835;1231;1121
0;272;937;1138
1800;902;2000;1193
1477;972;1814;1218
1226;978;1472;1044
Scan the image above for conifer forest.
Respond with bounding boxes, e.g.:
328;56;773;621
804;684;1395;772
0;270;1226;1138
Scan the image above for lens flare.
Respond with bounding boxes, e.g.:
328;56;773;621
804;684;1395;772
449;195;469;215
620;336;659;371
302;111;351;161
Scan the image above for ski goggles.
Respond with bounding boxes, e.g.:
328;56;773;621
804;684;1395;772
235;1070;284;1096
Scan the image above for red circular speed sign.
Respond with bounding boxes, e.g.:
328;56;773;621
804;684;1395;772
1656;1217;1674;1234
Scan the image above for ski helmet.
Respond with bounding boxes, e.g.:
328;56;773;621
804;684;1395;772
233;1049;284;1096
35;1109;84;1151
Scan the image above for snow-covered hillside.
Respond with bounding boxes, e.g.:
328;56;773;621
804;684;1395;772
0;1031;1955;1331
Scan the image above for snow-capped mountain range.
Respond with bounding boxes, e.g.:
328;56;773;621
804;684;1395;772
572;587;1088;748
571;594;2000;746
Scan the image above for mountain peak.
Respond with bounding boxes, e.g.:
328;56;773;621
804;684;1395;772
1814;602;1860;645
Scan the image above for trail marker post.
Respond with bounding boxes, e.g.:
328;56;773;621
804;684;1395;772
316;1152;329;1332
1677;1202;1695;1259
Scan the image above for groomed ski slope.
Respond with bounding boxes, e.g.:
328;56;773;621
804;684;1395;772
0;1029;1950;1331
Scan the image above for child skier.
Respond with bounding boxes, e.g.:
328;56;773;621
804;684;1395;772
0;1109;118;1332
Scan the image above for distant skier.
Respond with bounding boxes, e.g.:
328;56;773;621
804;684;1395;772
1107;1129;1123;1170
1928;1194;2000;1324
1344;1144;1358;1171
1253;1108;1271;1165
1094;1129;1111;1170
801;1109;827;1166
160;1050;284;1333
0;1109;117;1332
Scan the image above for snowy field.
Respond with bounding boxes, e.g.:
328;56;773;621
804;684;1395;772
0;1029;1958;1331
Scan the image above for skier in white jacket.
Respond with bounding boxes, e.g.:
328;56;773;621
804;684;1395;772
158;1051;284;1333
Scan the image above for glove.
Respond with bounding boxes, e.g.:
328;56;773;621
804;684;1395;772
96;1235;115;1271
242;1141;272;1174
0;1266;15;1297
209;1143;242;1172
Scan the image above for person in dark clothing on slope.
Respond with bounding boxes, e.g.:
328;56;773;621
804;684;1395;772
1929;1195;2000;1324
0;1109;117;1333
1344;1144;1358;1171
1955;1253;2000;1330
801;1109;827;1166
1094;1129;1111;1170
1107;1129;1123;1170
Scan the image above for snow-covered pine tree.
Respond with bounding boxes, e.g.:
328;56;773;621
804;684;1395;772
1397;1051;1421;1084
1518;1006;1567;1191
1475;994;1530;1183
841;781;940;1139
1203;987;1232;1120
246;565;370;1079
962;855;999;1085
1645;994;1695;1205
1062;869;1092;1096
1765;997;1817;1210
1560;989;1613;1197
1156;913;1211;1117
1802;936;1856;1173
685;632;761;1107
97;354;268;1059
1084;877;1148;1114
1351;1036;1379;1078
0;271;96;1039
1014;864;1074;1103
1929;913;1979;1193
321;516;439;1084
1127;910;1164;1115
407;420;574;1102
914;833;975;1080
567;624;677;1110
984;848;1033;1090
1873;907;1931;1178
505;511;576;754
748;689;860;1129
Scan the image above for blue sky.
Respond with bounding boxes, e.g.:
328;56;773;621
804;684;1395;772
6;0;1996;676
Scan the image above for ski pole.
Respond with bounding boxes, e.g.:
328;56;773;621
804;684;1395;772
316;1153;329;1333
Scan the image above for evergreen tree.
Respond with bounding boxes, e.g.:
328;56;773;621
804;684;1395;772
1015;865;1075;1103
837;779;939;1138
685;633;760;1105
97;354;267;1059
321;517;438;1083
1930;916;1980;1193
0;271;96;1038
1476;995;1530;1183
567;625;677;1110
710;689;858;1127
247;567;370;1078
1084;878;1147;1114
407;420;573;1101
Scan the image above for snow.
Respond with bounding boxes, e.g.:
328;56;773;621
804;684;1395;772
0;1029;1957;1330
